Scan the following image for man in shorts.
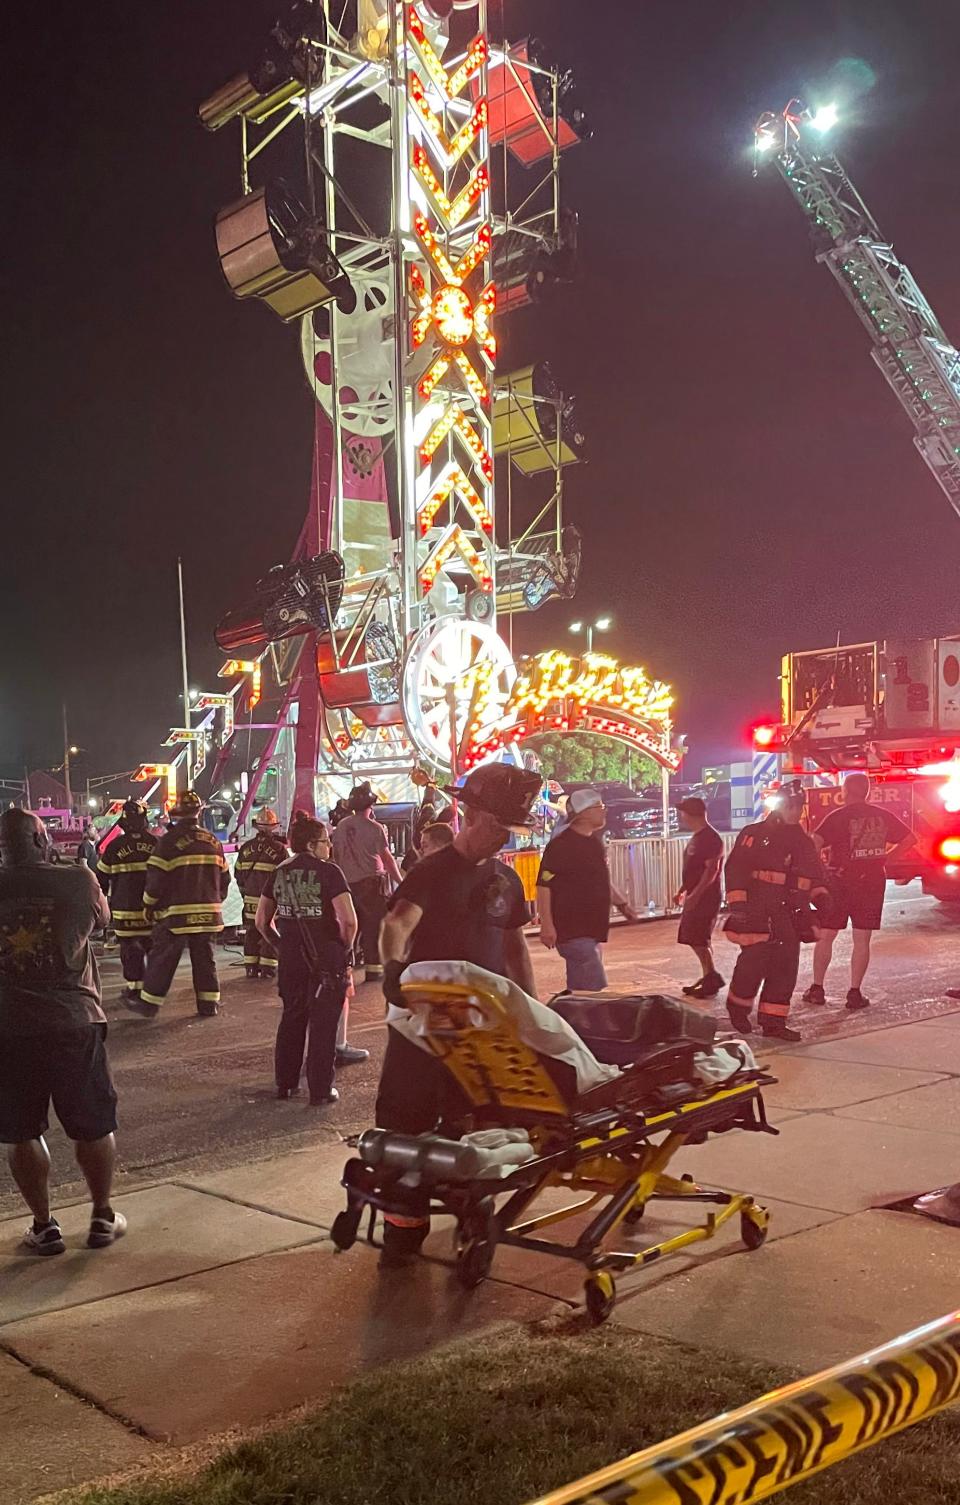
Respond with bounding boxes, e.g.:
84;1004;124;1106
0;808;125;1255
536;787;638;991
803;773;915;1012
674;796;725;999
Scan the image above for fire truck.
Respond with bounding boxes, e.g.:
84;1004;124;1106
755;636;960;901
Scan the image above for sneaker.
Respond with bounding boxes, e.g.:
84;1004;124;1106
761;1021;802;1042
684;972;725;1000
308;1087;340;1107
846;988;870;1012
335;1044;369;1066
802;984;827;1006
122;995;160;1019
21;1219;66;1257
88;1210;127;1249
726;1001;754;1034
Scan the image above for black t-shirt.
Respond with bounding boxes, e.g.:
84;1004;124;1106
262;855;350;975
0;863;109;1036
536;828;611;944
681;825;724;912
815;803;910;878
393;845;527;974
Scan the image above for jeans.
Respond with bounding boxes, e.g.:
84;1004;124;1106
557;937;608;991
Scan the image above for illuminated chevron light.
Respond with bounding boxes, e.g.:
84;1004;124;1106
420;524;493;593
406;6;487;100
417;462;494;536
420;404;493;481
409;73;488;170
412;147;488;230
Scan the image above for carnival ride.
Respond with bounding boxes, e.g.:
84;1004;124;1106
134;2;680;822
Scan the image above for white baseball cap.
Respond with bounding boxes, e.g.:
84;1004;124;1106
567;787;604;815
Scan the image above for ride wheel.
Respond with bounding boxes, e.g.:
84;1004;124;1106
402;619;516;770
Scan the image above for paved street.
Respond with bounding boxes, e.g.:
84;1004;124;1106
4;881;959;1218
4;883;960;1502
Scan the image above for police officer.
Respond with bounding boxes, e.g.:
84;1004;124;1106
723;782;829;1042
234;808;288;979
130;791;230;1019
96;800;157;1004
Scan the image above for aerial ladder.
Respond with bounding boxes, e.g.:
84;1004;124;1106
755;100;960;517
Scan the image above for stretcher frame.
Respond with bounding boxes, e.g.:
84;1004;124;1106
333;982;777;1320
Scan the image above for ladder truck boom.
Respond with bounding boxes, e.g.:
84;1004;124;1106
755;101;960;515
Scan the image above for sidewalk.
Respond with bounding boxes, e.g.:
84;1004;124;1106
3;1003;960;1503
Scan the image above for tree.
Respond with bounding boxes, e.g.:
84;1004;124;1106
528;733;660;790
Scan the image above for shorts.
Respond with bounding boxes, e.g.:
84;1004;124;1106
557;937;608;991
0;1024;118;1144
677;905;720;949
823;870;886;932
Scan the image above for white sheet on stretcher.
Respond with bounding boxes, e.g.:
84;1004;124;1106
392;960;758;1093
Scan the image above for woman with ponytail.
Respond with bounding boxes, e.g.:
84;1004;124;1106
255;811;358;1105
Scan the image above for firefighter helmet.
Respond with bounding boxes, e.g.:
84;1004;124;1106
253;807;280;829
119;799;149;832
169;789;204;821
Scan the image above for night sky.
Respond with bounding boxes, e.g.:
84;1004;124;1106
5;0;960;784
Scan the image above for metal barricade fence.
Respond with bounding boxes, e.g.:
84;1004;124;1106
502;835;740;917
525;1309;960;1505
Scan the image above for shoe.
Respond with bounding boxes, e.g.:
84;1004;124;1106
761;1021;802;1042
276;1086;301;1100
245;966;259;980
726;1001;754;1033
846;988;870;1012
196;1003;219;1017
802;984;827;1006
683;972;725;1000
335;1044;369;1066
122;987;142;1004
87;1210;127;1249
122;995;160;1019
21;1219;66;1257
308;1087;340;1107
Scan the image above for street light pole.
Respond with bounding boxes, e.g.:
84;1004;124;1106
569;615;612;656
62;703;73;813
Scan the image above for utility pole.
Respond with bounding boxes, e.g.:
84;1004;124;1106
177;557;193;789
62;704;73;812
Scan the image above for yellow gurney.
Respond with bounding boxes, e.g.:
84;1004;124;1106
332;972;776;1321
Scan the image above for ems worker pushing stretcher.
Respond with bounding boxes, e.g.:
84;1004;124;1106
375;763;541;1266
723;781;831;1042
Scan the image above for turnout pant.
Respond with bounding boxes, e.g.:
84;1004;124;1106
728;910;800;1025
375;1026;469;1253
352;875;387;974
274;972;347;1099
142;927;221;1010
119;935;152;994
243;916;277;973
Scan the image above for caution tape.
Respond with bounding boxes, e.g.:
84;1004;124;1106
527;1311;960;1505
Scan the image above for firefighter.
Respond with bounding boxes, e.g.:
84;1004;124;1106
235;808;288;979
96;800;157;1004
129;791;230;1020
723;782;830;1042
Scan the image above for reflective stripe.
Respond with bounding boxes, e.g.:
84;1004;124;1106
796;875;812;891
726;889;748;903
383;1212;430;1229
196;991;220;1003
756;869;787;885
250;862;279;872
758;1000;791;1016
111;908;148;919
148;853;225;872
101;861;150;874
258;956;278;968
144;893;159;906
140;990;166;1005
167;924;224;934
162;904;224;916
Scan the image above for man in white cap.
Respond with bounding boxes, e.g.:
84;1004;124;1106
537;787;638;991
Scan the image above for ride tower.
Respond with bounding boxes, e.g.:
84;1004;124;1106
200;1;590;815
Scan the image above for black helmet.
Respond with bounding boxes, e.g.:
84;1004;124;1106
120;799;149;832
442;764;541;830
169;789;204;821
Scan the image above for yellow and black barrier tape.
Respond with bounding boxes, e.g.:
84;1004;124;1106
527;1310;960;1505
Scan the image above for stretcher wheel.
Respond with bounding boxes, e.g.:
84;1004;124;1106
456;1236;495;1288
624;1203;645;1226
331;1208;362;1251
584;1271;616;1324
740;1211;768;1251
